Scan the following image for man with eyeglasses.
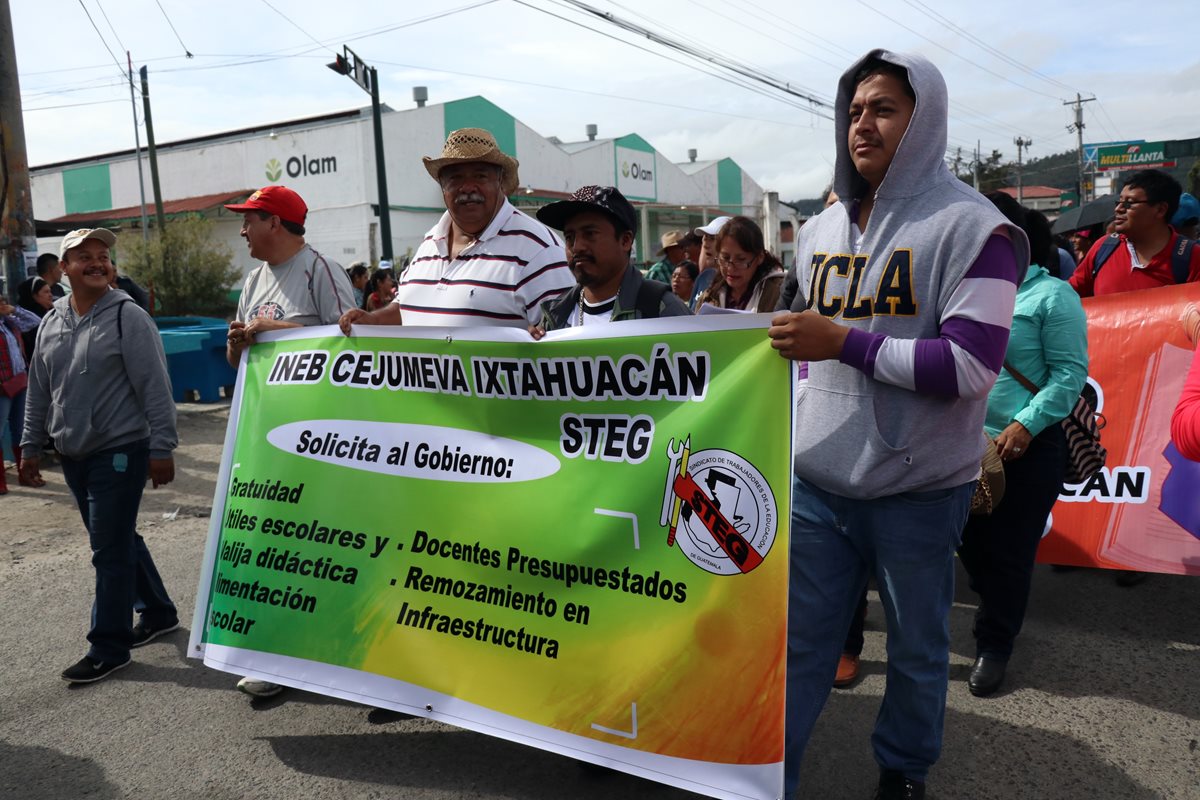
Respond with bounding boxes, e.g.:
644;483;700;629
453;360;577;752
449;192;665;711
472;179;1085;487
1069;169;1200;297
338;128;572;331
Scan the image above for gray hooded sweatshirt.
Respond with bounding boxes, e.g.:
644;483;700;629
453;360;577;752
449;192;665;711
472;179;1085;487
781;50;1028;499
21;289;177;461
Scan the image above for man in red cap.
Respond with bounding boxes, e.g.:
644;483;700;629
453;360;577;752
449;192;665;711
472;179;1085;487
223;185;355;369
221;186;354;697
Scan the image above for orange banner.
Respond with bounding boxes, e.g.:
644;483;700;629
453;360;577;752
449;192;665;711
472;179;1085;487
1039;282;1200;575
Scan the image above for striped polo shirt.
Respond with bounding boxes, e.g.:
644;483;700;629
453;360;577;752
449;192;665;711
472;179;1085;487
394;199;573;327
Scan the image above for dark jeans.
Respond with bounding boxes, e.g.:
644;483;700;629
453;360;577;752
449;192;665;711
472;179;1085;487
61;442;177;663
958;424;1066;660
843;588;869;657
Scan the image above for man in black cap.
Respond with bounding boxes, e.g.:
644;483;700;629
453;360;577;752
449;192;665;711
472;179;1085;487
531;186;690;333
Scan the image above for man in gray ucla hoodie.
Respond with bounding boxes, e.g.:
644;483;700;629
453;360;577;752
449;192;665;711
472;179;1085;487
21;228;180;685
768;52;1027;798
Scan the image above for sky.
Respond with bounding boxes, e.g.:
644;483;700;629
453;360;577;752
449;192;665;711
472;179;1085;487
12;0;1200;201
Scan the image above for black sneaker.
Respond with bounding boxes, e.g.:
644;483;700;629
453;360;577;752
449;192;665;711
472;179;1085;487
874;771;926;800
61;655;132;684
131;620;181;648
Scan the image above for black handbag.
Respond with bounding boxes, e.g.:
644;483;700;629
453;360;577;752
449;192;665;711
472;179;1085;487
1003;361;1106;485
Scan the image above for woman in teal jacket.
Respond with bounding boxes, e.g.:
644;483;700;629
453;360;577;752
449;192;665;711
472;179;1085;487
959;194;1088;698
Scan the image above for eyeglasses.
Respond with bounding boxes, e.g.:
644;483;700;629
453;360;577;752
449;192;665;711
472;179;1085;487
1114;199;1153;210
717;253;754;268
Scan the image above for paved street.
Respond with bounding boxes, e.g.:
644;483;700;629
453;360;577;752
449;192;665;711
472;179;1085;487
1;403;1197;799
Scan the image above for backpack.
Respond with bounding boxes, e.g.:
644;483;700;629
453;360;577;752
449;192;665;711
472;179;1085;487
635;280;672;318
1091;234;1195;284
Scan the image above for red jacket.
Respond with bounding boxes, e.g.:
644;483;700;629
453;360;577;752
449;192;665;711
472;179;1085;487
1173;346;1200;461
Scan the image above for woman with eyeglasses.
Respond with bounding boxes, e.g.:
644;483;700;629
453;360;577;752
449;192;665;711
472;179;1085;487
694;216;786;313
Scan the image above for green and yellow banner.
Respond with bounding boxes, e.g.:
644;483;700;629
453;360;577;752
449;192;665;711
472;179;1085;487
189;316;794;800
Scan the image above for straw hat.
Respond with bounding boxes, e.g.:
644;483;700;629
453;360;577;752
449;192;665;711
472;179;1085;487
423;128;520;196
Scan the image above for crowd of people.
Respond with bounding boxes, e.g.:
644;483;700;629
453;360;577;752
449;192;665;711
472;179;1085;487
3;44;1200;800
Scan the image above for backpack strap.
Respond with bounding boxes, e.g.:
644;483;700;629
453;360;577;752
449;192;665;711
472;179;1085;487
635;280;671;319
1091;234;1122;278
1170;236;1196;284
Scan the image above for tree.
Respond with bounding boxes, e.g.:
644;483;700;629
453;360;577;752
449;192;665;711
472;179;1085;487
119;215;239;317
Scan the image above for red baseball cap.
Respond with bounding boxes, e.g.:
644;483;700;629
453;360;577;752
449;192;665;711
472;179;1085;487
224;186;307;226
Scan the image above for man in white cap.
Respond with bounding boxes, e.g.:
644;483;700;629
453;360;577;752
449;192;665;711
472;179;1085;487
690;216;731;303
21;228;180;684
339;128;572;332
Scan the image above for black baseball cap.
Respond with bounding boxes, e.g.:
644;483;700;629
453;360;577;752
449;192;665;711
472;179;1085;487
536;185;638;236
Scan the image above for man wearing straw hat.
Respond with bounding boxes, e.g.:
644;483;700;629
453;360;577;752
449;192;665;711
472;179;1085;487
339;128;572;332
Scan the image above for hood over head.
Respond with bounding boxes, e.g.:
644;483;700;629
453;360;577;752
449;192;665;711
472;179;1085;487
834;49;949;203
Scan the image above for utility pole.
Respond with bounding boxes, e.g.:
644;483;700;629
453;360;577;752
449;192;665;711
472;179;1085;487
327;46;393;262
0;0;36;300
1064;93;1096;202
127;52;149;243
138;66;166;234
1013;136;1032;205
974;140;981;191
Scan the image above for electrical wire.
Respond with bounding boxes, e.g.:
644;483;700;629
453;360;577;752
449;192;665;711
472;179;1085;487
23;98;127;112
900;0;1079;95
75;0;128;80
856;0;1062;102
95;0;126;52
257;0;329;55
155;0;194;58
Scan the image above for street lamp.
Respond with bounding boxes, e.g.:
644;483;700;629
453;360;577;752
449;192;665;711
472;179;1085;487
328;46;393;261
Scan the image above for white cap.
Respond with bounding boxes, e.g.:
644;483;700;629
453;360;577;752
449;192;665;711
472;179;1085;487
59;228;116;259
695;216;732;236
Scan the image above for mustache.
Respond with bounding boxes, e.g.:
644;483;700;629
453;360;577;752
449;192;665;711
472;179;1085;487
454;192;486;205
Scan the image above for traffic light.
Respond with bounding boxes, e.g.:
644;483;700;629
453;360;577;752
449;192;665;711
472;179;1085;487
327;53;351;76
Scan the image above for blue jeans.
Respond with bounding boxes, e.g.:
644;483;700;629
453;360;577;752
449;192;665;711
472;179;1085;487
60;442;177;663
784;475;973;795
0;387;25;464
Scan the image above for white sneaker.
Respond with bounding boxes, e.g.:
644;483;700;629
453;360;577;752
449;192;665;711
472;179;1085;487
236;676;284;697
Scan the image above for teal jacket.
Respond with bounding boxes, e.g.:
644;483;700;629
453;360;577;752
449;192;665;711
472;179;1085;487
985;264;1088;438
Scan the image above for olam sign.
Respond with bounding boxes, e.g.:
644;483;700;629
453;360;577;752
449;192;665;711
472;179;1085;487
1095;141;1176;172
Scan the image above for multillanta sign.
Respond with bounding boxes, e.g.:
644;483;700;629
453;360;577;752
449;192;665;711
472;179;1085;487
1095;141;1175;172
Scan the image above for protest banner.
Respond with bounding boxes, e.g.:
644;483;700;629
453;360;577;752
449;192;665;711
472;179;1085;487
1040;282;1200;575
188;315;794;800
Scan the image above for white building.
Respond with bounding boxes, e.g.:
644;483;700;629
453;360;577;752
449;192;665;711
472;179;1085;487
32;95;780;279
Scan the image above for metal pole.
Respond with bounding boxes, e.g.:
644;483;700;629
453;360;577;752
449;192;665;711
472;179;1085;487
128;52;149;243
1013;136;1031;206
139;66;167;235
369;66;393;262
0;0;36;300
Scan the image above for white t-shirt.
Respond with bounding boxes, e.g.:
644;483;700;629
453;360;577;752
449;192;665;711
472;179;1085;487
237;245;355;326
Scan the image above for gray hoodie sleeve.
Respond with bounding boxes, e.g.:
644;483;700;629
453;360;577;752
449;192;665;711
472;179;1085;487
119;305;178;459
19;317;52;458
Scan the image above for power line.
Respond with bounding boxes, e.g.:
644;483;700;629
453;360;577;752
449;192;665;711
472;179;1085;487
95;0;126;52
856;0;1063;102
155;0;194;58
369;57;821;132
23;98;127;112
515;0;831;118
75;0;127;80
538;0;835;117
900;0;1079;95
257;0;331;55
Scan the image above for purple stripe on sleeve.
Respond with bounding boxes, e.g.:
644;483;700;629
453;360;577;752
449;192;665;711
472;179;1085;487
962;234;1021;284
798;362;809;380
940;316;1010;372
839;327;886;375
912;338;960;396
